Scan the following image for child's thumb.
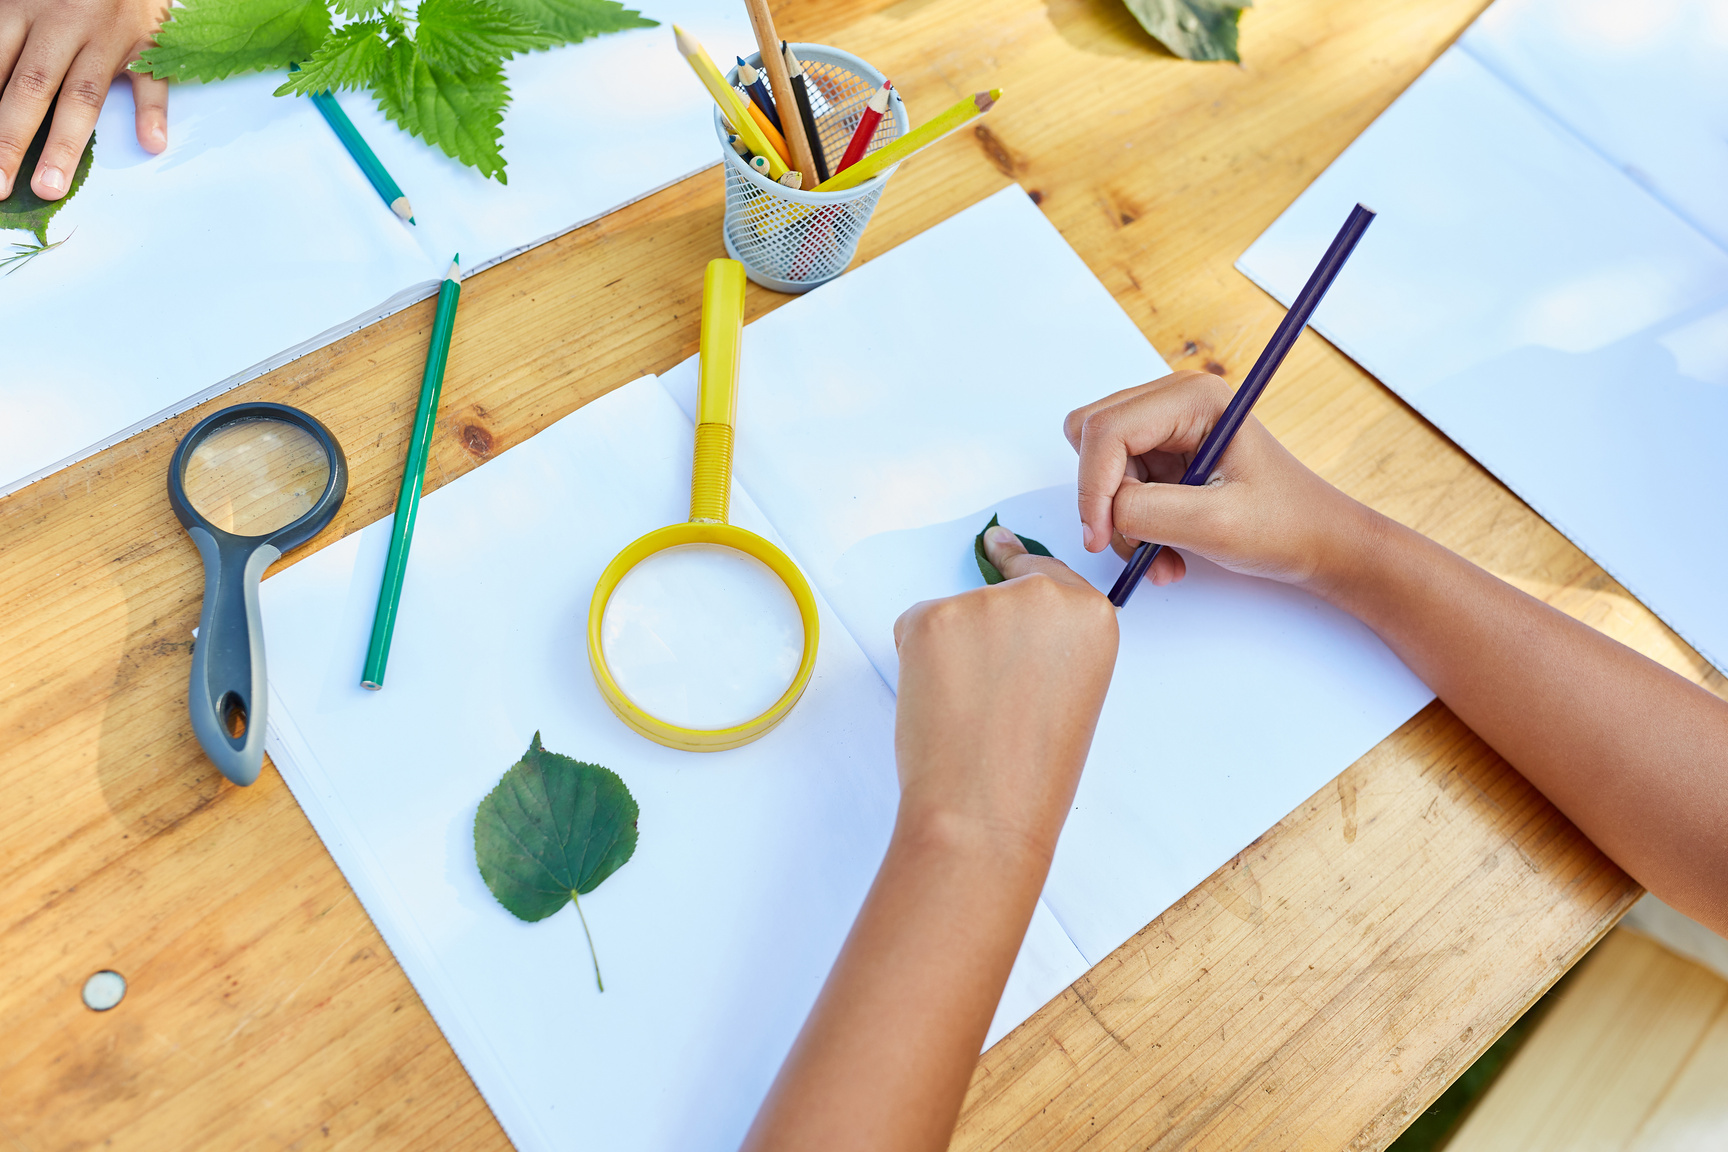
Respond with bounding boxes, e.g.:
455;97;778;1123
1110;476;1237;560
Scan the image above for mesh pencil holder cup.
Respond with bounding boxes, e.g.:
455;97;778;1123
717;45;908;293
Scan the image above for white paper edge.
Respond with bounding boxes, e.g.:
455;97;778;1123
3;158;718;499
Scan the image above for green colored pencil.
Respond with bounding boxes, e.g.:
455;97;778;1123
308;86;415;223
362;256;461;690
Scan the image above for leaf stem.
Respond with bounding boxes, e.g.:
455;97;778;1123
571;890;603;992
1;232;68;275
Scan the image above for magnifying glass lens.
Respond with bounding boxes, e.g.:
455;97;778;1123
600;544;805;730
181;417;331;537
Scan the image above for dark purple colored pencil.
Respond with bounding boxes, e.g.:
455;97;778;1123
1107;203;1376;608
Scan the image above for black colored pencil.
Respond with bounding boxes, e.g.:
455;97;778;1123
783;43;830;186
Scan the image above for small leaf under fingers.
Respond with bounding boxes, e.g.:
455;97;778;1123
0;104;94;246
974;513;1054;585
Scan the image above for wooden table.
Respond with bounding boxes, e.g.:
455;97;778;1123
4;0;1720;1146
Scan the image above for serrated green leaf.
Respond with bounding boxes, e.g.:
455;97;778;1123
332;0;385;15
0;104;95;245
415;0;554;71
274;20;389;95
475;733;639;990
1121;0;1250;62
132;0;332;82
974;513;1054;585
490;0;655;46
370;38;509;180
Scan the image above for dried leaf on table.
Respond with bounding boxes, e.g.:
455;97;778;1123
1122;0;1251;63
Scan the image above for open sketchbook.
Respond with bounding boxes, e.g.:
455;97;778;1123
259;187;1433;1151
0;0;751;496
1238;0;1728;673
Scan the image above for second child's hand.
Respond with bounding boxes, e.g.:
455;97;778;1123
0;0;171;201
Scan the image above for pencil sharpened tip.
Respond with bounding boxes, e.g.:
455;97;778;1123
391;196;413;221
447;256;461;280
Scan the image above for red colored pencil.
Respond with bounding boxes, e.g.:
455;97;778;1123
835;79;893;174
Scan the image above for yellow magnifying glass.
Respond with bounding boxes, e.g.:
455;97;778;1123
587;259;820;751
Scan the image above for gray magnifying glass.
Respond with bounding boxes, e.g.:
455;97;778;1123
169;403;347;785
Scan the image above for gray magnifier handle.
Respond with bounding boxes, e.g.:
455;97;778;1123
184;530;280;784
169;403;347;786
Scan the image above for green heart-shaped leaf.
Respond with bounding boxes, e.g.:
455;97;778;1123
475;733;639;990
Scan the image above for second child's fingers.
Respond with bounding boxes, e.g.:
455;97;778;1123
0;33;79;199
127;66;166;152
32;48;112;199
0;20;25;99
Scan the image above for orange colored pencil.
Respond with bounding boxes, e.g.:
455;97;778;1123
743;93;791;167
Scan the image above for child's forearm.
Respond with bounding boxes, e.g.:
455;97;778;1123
740;807;1049;1152
743;529;1117;1152
1313;503;1728;933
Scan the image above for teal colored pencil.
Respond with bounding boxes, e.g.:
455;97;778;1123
362;256;461;689
309;87;415;223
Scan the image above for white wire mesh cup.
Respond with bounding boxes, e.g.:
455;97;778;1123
716;45;909;293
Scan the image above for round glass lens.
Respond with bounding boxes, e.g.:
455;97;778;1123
601;544;804;730
182;418;330;537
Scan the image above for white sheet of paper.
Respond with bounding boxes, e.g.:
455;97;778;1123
0;0;749;495
1236;23;1728;673
661;185;1435;964
1462;0;1728;250
259;378;1083;1152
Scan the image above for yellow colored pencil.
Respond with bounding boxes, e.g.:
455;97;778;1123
813;88;1001;192
673;25;788;180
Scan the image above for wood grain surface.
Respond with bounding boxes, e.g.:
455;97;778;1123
1446;929;1728;1151
3;0;1718;1148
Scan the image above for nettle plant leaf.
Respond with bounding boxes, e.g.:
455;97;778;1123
1122;0;1251;63
0;103;95;246
275;20;390;95
134;0;332;82
491;0;656;45
372;37;511;181
415;0;554;72
974;513;1054;585
134;0;652;179
474;733;639;990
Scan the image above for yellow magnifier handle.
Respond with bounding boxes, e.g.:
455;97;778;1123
691;259;746;525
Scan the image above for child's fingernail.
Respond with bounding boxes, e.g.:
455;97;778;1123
1082;522;1095;550
0;169;12;198
984;525;1018;549
147;124;166;150
38;166;66;195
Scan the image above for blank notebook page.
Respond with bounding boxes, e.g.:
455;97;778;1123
1237;0;1728;674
